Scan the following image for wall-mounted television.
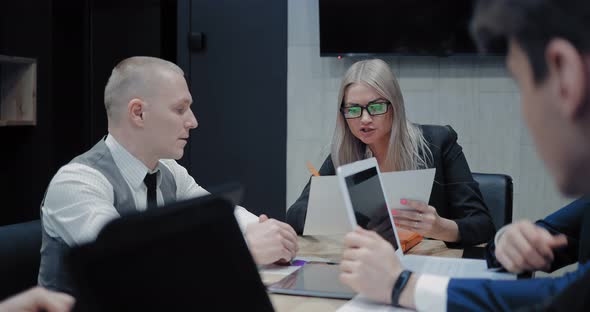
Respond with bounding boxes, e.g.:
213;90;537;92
319;0;478;57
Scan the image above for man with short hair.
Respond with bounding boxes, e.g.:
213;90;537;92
38;56;298;294
338;0;590;310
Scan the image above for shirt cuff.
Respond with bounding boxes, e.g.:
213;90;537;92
414;274;450;312
494;226;509;246
234;205;258;233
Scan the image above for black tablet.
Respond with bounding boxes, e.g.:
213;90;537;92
268;263;356;299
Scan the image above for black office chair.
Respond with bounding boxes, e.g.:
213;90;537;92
0;219;42;300
472;172;514;231
471;173;533;277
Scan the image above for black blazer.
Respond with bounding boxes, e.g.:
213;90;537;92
286;124;495;247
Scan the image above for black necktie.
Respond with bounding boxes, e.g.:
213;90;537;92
144;172;158;210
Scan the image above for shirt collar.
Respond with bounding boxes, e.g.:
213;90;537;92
105;134;161;190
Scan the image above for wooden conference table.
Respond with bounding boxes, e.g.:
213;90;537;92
261;235;465;312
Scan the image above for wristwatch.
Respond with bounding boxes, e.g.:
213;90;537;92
391;270;413;307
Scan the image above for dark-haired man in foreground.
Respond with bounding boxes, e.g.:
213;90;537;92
338;0;590;310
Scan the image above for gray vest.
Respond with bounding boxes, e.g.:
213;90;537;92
38;138;177;294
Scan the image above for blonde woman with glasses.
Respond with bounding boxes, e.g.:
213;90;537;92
286;59;494;247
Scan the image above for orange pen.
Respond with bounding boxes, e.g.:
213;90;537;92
306;161;320;177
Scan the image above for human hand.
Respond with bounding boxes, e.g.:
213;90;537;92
496;220;568;273
339;227;402;304
392;199;457;241
245;214;299;265
0;287;75;312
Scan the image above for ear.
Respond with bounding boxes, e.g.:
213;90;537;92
546;38;587;120
128;98;146;127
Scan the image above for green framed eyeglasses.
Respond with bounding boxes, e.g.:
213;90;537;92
340;101;391;119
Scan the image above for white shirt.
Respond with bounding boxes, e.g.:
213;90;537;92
411;228;508;311
41;134;258;246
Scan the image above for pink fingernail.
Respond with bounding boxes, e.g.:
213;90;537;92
400;199;407;205
391;209;398;215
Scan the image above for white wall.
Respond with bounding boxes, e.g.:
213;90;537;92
287;0;573;222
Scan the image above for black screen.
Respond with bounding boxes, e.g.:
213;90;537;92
269;263;356;299
345;167;399;250
319;0;477;56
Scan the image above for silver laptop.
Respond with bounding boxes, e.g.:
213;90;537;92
336;157;514;279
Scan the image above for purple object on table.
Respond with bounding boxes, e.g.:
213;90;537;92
291;260;307;266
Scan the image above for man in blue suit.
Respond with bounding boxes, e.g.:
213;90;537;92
337;0;590;311
487;197;589;274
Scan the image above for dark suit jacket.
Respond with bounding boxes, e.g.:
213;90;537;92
447;197;590;311
286;124;495;247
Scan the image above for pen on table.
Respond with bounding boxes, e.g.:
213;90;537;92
306;161;320;177
291;260;338;266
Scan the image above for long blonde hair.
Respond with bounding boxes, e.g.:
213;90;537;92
331;59;432;171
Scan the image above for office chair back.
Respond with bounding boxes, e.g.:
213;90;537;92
472;173;513;231
0;219;42;300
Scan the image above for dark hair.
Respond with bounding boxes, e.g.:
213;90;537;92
471;0;590;83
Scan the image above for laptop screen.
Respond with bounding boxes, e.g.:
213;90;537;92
344;166;399;250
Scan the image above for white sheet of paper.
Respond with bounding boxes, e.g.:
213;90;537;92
303;168;436;236
381;168;435;210
258;264;300;276
303;176;351;235
337;295;412;312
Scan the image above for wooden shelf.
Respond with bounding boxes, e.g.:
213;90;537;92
0;55;37;126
